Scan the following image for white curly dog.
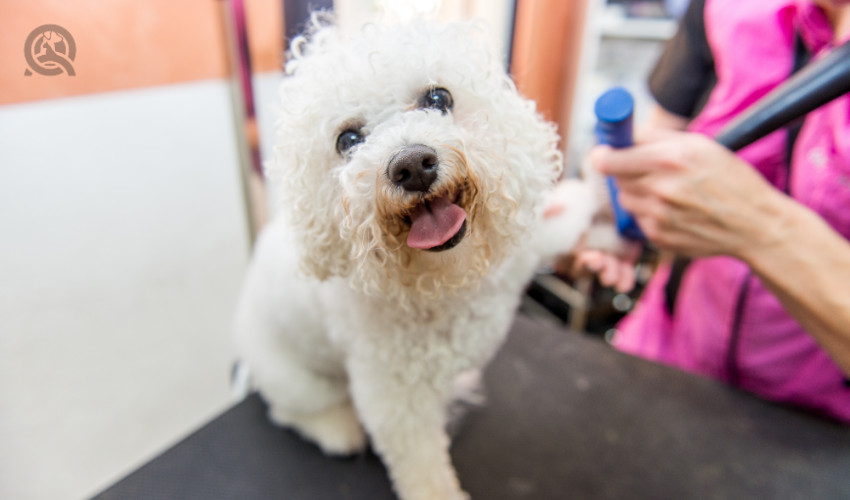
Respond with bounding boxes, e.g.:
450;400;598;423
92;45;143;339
235;15;599;500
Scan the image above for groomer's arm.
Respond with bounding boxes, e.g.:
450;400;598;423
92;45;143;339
739;197;850;376
593;131;850;375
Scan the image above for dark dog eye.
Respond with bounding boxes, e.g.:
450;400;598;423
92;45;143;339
419;87;453;114
336;129;365;155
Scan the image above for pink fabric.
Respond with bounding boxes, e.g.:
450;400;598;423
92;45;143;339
614;0;850;422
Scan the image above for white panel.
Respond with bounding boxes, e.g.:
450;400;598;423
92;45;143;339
0;80;250;500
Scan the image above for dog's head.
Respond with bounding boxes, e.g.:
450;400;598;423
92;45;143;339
270;14;562;301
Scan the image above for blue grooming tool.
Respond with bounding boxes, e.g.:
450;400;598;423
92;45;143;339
594;87;645;241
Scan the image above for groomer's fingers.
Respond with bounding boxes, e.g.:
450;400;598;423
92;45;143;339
572;250;605;275
612;175;653;197
594;254;637;293
590;144;666;178
593;131;713;178
616;264;636;293
615;189;663;220
598;254;622;288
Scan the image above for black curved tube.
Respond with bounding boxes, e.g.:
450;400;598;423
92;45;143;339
716;39;850;152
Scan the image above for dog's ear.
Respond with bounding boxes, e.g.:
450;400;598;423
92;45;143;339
269;152;353;281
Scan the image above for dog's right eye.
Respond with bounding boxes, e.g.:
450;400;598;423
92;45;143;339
336;129;365;156
419;87;454;114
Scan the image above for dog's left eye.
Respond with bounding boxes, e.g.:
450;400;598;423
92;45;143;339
419;87;453;114
336;129;365;156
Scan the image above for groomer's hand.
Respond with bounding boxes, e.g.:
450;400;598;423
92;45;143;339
591;131;787;259
553;240;640;293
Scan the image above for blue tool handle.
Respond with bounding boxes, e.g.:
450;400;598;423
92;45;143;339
594;87;645;241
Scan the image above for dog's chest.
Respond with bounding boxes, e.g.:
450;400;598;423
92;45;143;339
319;279;521;369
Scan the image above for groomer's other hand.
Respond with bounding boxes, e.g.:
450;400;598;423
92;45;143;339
591;131;786;259
562;247;639;293
553;235;641;293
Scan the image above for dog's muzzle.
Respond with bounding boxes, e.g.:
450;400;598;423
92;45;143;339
389;144;467;252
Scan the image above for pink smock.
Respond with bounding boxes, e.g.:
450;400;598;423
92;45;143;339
614;0;850;423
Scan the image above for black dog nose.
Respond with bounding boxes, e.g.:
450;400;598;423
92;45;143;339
387;144;439;193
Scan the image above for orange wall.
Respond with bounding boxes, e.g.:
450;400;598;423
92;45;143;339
4;0;588;147
0;0;283;106
511;0;588;146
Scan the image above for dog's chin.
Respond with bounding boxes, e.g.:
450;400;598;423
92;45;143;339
425;219;467;252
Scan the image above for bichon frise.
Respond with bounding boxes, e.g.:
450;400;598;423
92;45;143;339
235;14;596;500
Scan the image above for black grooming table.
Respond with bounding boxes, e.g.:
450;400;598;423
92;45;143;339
94;314;850;499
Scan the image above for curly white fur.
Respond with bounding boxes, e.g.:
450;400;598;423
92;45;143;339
236;15;595;500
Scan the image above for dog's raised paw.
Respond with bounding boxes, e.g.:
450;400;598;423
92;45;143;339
271;402;368;456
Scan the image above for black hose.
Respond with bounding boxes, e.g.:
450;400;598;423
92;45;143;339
716;40;850;151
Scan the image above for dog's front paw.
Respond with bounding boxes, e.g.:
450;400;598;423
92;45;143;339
403;486;470;500
391;467;470;500
451;489;471;500
270;402;367;456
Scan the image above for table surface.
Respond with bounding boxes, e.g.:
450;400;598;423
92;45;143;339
94;314;850;500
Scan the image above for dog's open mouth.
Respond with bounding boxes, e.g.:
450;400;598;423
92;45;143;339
405;191;467;252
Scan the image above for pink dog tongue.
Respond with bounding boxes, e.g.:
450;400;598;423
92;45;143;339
406;195;467;249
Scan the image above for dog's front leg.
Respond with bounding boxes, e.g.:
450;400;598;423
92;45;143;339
347;354;468;500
